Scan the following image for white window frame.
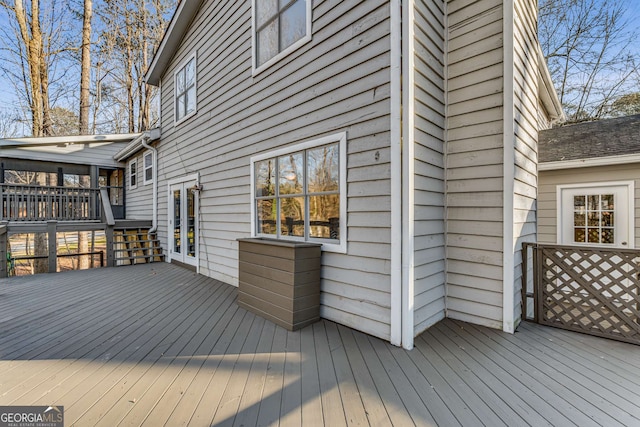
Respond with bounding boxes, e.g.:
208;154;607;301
143;151;154;185
251;0;312;76
556;181;634;248
173;53;197;126
250;132;347;253
128;158;138;190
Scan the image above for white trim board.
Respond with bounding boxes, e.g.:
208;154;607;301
540;154;640;171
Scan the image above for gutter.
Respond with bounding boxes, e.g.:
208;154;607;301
0;133;140;149
537;45;565;123
539;153;640;171
114;128;161;162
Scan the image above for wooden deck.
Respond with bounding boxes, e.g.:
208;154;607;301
1;264;639;426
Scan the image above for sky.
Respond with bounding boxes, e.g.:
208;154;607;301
1;1;640;136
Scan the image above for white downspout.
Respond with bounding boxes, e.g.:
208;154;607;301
390;0;403;347
141;134;158;233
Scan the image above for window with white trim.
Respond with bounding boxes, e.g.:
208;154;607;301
129;159;137;190
253;0;311;70
559;183;633;249
143;151;153;185
252;133;346;252
174;55;196;124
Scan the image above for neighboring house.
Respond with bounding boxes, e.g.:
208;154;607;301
117;0;563;349
539;114;640;249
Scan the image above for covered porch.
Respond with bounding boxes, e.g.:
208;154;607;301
1;263;638;426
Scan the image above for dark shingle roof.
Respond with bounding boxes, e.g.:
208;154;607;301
539;114;640;163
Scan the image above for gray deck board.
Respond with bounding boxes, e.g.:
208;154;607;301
1;263;640;426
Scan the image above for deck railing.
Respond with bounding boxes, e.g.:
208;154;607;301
1;183;101;221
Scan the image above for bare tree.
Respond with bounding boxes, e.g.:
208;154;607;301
79;0;92;134
539;0;639;123
0;0;73;136
95;0;173;133
0;109;20;137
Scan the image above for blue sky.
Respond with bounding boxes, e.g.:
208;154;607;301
1;1;639;135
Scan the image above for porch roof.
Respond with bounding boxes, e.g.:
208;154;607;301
0;133;141;168
1;263;639;426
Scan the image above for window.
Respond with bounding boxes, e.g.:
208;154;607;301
129;159;137;190
251;133;346;252
572;194;615;244
558;183;633;248
174;54;196;124
253;0;311;72
143;151;153;185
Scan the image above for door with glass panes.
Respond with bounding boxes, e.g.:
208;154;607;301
168;178;198;266
559;184;632;248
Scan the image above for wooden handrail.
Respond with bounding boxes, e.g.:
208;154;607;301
100;187;116;225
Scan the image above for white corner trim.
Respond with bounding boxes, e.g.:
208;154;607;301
389;0;403;347
401;0;415;351
502;0;516;334
539;154;640;171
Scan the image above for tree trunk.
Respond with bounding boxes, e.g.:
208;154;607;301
79;0;93;134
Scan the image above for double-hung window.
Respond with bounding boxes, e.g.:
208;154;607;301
253;0;311;71
129;159;137;190
174;54;196;124
143;151;153;185
252;133;346;252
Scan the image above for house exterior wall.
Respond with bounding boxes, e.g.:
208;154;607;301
445;0;505;329
154;0;395;340
539;164;640;248
124;150;154;220
510;0;539;328
445;0;541;331
412;0;447;335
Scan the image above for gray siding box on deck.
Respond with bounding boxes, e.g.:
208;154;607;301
155;0;394;340
445;0;505;329
413;0;446;335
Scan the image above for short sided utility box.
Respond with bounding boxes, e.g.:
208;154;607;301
237;238;321;331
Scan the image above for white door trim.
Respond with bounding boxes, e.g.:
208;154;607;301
167;173;200;269
556;181;634;248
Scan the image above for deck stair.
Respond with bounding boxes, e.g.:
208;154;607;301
113;227;164;265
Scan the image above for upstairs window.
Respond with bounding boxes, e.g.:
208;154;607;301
174;54;196;124
143;151;153;185
129;159;137;190
251;133;347;253
253;0;311;72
